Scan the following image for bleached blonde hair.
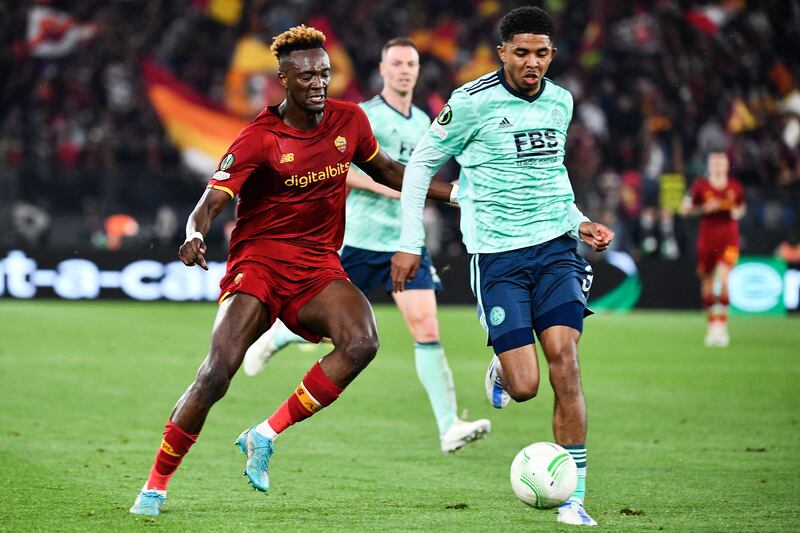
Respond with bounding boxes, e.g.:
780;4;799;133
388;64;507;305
271;24;326;60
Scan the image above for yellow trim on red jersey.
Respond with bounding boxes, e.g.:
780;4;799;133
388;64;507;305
359;141;381;163
208;184;234;198
218;291;232;304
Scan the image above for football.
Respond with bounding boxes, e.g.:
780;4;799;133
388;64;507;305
510;442;578;509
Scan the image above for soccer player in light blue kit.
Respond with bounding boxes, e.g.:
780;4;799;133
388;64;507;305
390;7;613;527
244;37;491;453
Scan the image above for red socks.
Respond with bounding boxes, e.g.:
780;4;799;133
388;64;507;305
145;420;198;491
267;362;343;434
142;364;341;491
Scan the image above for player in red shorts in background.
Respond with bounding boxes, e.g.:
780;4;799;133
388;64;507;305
130;25;454;516
682;150;746;347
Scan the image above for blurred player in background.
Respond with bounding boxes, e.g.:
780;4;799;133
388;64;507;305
682;150;745;347
243;37;491;454
391;7;614;527
130;25;454;516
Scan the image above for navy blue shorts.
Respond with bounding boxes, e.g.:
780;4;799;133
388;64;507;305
469;235;593;354
340;245;443;295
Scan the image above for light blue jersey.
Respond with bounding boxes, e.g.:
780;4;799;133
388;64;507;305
345;96;430;252
399;70;588;254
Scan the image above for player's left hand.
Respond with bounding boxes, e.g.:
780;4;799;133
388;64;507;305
579;221;614;252
390;251;421;292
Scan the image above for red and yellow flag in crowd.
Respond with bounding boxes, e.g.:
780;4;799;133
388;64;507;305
456;42;498;85
142;59;247;175
224;35;283;118
409;21;459;64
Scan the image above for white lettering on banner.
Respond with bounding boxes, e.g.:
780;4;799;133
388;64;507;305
6;251;36;298
2;249;799;309
55;259;100;299
160;261;225;301
120;260;164;301
0;250;226;301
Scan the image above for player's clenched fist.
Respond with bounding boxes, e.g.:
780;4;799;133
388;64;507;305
179;235;208;270
578;221;614;252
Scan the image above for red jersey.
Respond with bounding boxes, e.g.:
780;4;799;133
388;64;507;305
207;99;380;264
690;177;744;247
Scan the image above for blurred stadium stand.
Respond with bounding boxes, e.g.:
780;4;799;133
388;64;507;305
1;1;799;308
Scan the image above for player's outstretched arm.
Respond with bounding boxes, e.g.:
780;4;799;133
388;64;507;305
358;149;453;203
345;167;400;199
390;138;454;292
178;188;231;270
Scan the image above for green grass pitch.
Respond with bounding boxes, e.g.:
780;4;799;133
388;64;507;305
0;301;798;531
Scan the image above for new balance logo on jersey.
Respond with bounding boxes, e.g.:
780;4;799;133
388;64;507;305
498;117;513;128
280;153;295;163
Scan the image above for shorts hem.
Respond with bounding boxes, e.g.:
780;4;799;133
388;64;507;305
490;328;535;354
533;301;586;337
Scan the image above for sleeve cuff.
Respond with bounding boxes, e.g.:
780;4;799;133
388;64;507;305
397;245;423;255
208;184;234;198
358;141;381;163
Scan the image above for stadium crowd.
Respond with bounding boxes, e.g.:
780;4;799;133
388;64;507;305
1;0;798;257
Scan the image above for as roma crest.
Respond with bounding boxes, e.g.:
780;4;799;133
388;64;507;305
334;135;347;153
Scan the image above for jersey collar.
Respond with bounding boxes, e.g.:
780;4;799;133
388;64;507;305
378;95;413;120
497;69;547;103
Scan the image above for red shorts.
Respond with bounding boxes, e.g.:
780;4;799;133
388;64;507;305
218;244;348;342
696;242;739;275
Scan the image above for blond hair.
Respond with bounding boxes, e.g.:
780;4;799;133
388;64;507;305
271;24;326;60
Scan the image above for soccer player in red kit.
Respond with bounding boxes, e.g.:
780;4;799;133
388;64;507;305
682;150;746;347
130;25;454;516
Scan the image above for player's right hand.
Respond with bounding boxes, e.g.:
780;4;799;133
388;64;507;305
390;251;421;292
179;237;208;270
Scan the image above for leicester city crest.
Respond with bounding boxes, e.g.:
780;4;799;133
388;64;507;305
489;306;506;326
550;108;565;129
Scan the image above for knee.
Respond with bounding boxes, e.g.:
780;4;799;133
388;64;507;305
194;358;235;403
341;330;380;369
408;313;439;343
504;370;540;402
508;381;539;403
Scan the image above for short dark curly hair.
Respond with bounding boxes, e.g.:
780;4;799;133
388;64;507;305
499;6;555;42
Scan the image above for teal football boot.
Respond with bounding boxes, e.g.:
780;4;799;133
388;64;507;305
235;427;274;492
129;488;166;516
